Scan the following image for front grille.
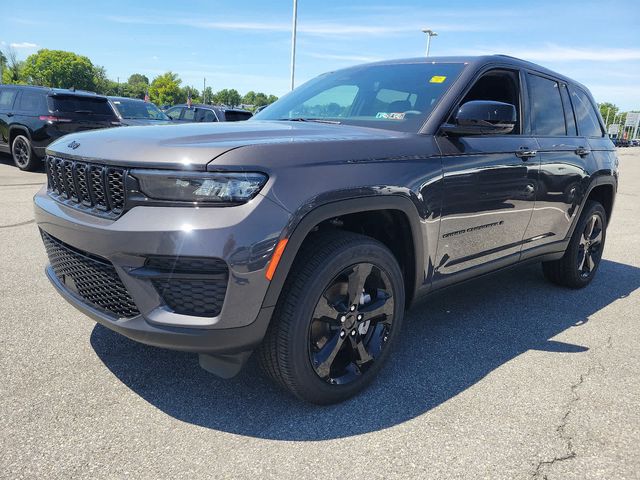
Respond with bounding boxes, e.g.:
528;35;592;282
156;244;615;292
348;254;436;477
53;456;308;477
143;256;228;317
46;156;127;217
41;231;140;318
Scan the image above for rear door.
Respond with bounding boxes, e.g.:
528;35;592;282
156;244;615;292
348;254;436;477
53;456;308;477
0;87;18;151
47;94;119;135
433;68;539;286
521;74;592;258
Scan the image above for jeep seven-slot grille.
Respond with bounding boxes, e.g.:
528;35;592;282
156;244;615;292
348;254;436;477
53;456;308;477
41;231;140;319
46;156;126;216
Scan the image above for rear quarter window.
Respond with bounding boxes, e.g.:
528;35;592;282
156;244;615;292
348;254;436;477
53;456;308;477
49;96;115;116
528;73;566;136
224;110;252;122
570;88;603;137
16;91;48;113
0;89;17;109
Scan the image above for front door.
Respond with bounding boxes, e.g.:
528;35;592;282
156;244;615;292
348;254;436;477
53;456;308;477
432;68;538;287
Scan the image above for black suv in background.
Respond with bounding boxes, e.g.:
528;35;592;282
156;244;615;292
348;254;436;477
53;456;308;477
165;103;252;123
0;85;119;170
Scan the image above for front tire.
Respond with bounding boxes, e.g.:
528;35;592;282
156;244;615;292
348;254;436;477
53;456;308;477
11;135;39;171
542;200;607;288
258;231;405;404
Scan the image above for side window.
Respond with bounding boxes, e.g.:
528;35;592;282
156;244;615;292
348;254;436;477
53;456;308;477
0;89;17;110
165;107;183;120
559;84;577;136
17;91;47;113
455;69;521;134
197;109;217;122
570;88;603;137
527;74;566;136
182;108;196;121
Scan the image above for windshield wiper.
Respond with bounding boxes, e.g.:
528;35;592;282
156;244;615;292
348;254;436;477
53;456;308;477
74;110;94;114
276;117;341;125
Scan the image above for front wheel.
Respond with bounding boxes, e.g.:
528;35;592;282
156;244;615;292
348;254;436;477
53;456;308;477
258;231;405;404
542;200;607;288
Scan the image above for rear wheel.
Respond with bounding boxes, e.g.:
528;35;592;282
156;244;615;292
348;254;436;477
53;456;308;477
11;134;39;171
258;231;405;404
542;200;607;288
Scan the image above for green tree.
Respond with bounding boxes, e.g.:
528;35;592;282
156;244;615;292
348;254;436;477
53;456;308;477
124;73;150;99
181;86;201;104
599;102;618;127
267;94;278;104
1;47;25;84
202;86;214;104
149;71;182;106
22;49;95;90
93;65;119;95
214;88;241;107
242;90;257;106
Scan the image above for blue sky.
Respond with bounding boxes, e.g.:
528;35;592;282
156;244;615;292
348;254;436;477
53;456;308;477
1;0;639;109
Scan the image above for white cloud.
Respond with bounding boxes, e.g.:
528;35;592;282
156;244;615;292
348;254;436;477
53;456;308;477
9;42;38;49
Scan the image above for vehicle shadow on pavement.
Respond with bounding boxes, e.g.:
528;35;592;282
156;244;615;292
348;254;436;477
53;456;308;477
91;259;640;440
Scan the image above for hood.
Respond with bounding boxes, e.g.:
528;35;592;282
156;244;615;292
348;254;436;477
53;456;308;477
46;120;405;170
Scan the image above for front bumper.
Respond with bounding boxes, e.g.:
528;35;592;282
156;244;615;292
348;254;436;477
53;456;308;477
34;186;290;353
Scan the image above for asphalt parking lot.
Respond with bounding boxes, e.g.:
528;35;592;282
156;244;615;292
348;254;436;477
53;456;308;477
1;149;639;480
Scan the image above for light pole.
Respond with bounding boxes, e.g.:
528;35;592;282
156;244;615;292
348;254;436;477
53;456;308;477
290;0;298;91
422;28;438;57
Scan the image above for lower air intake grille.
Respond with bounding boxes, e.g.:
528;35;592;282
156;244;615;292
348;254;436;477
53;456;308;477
41;231;140;319
145;256;228;317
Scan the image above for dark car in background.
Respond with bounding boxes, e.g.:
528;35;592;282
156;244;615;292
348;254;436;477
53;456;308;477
0;85;120;170
165;103;252;123
107;97;172;126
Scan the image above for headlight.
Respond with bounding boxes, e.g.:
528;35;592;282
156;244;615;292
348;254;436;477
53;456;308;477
131;170;267;203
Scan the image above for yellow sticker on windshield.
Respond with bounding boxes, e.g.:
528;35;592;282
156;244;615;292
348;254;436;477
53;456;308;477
430;75;447;83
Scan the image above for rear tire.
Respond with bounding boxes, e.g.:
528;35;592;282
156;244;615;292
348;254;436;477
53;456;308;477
258;230;405;404
542;200;607;288
11;134;39;171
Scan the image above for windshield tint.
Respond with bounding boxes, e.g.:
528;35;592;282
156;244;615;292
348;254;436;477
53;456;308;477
111;98;169;120
48;95;115;116
254;62;465;132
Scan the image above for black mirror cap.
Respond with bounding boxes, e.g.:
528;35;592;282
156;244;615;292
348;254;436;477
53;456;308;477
441;100;516;135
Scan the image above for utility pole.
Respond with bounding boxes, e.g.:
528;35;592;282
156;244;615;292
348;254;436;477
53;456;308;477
290;0;298;91
203;77;206;104
422;28;438;57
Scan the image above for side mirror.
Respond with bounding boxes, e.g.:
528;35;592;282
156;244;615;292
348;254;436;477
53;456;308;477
441;100;516;135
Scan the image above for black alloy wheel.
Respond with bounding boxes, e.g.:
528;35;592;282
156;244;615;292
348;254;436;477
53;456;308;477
309;262;394;385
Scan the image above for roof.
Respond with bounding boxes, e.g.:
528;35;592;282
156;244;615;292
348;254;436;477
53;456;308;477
349;54;588;91
0;84;105;98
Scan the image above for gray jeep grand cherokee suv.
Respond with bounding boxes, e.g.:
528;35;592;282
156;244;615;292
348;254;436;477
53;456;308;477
35;56;617;404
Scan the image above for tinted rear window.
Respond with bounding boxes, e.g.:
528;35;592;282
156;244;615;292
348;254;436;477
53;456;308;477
570;88;603;137
49;95;115;116
0;89;17;109
528;74;566;136
224;110;252;122
17;91;48;113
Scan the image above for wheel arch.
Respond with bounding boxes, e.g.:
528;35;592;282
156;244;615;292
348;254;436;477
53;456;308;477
8;125;32;146
261;195;425;311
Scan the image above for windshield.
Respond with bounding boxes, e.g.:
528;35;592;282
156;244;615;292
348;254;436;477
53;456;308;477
111;98;169;120
254;62;465;132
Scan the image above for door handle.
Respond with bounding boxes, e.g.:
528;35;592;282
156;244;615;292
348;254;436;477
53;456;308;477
575;147;591;157
6;113;14;117
515;149;537;160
